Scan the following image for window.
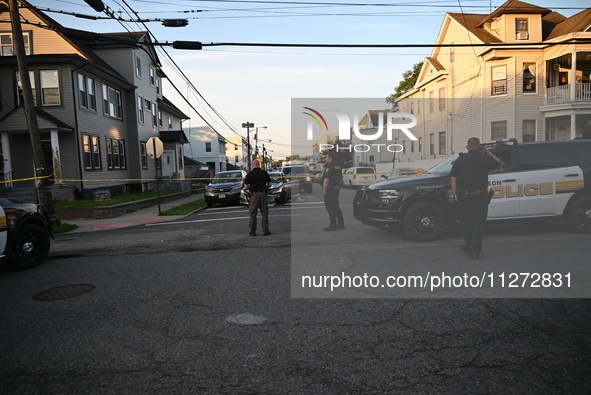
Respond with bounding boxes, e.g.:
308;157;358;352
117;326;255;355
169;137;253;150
418;137;422;153
410;102;414;114
135;55;141;78
149;66;156;86
523;63;536;93
369;155;375;163
107;138;126;169
516;18;529;40
144;98;151;113
205;142;212;152
140;142;148;169
522;120;536;143
518;147;566;171
438;131;446;155
156;78;161;95
491;66;507;95
158;110;163;126
152;102;157;126
40;70;60;105
235;155;239;163
491;121;507;140
429;133;434;156
137;96;144;123
429;91;434;113
178;146;183;169
16;71;35;106
78;74;96;110
82;135;101;170
438;88;445;111
103;84;122;119
402;140;406;154
1;32;30;56
168;117;172;130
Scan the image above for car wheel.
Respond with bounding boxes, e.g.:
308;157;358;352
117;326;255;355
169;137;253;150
402;201;445;242
565;194;591;234
306;184;313;194
7;224;51;270
279;191;287;204
206;200;213;208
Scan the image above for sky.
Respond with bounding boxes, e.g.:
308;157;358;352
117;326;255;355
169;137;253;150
30;0;587;159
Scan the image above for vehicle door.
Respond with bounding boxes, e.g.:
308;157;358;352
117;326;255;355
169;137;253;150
0;206;7;257
516;146;583;216
487;148;520;219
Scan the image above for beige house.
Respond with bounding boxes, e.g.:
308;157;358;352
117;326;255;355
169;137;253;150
395;0;591;170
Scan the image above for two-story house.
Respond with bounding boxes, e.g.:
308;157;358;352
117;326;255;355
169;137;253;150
394;0;591;170
225;135;248;170
0;0;189;200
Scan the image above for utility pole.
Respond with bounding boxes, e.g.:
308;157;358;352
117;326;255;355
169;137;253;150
8;0;54;219
242;122;254;169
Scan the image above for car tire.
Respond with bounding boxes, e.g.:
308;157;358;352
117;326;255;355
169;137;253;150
7;224;51;270
402;201;445;242
565;194;591;234
306;184;313;194
206;200;213;208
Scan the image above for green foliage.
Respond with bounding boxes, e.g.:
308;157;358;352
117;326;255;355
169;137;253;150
54;190;181;208
386;62;424;105
161;199;207;215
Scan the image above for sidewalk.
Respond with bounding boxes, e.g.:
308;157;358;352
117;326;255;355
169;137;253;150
63;195;204;233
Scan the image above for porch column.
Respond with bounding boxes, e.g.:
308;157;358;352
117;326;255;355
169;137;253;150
50;129;63;184
1;133;13;188
571;52;577;102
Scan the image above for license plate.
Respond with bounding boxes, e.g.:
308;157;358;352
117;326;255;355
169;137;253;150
218;194;226;198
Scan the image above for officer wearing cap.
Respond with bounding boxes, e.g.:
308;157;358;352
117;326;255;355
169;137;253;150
321;151;345;231
450;137;502;259
244;159;272;236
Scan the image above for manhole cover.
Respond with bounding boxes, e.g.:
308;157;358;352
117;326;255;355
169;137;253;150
33;284;96;301
226;313;267;326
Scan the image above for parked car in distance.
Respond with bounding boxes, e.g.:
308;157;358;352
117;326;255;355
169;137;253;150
380;168;424;181
343;167;376;188
281;165;313;193
204;170;247;207
0;197;53;270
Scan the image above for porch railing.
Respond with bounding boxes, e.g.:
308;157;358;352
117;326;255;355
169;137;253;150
546;83;591;105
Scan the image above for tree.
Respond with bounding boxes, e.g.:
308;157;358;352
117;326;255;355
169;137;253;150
386;62;423;105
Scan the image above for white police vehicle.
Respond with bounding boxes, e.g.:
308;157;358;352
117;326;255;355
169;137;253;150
0;197;53;269
354;139;591;241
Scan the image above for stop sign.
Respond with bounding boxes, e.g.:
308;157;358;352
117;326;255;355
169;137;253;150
146;137;163;159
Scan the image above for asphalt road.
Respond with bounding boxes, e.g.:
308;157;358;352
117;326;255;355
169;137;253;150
1;184;590;393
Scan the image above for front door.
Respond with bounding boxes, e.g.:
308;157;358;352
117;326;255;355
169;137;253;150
161;151;174;178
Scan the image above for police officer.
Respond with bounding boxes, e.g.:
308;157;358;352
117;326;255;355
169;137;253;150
450;137;502;259
321;151;345;231
244;159;272;236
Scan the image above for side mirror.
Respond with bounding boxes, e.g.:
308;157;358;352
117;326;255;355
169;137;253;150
381;175;387;179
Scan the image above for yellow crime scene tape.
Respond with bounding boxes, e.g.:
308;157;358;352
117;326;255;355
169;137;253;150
1;170;425;185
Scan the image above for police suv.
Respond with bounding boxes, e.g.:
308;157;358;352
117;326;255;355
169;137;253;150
0;197;52;269
353;139;591;241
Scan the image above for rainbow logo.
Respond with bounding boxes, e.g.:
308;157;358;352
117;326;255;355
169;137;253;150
302;107;329;138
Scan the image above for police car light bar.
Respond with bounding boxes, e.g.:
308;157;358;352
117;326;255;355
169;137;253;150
481;138;518;147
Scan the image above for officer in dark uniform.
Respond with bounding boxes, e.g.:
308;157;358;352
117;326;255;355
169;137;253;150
321;151;345;231
244;159;272;236
450;137;502;259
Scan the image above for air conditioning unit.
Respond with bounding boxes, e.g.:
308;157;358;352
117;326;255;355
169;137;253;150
516;31;529;40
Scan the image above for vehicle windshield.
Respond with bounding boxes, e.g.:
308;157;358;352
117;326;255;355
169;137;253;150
211;172;243;184
282;166;307;174
270;175;283;183
357;168;375;174
426;155;458;175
